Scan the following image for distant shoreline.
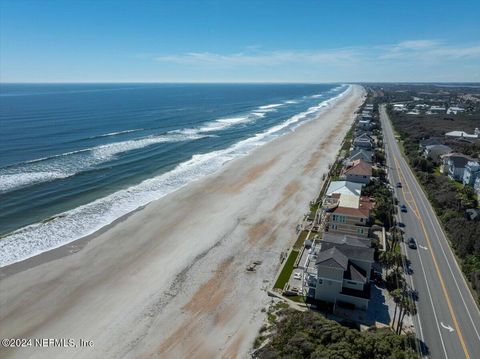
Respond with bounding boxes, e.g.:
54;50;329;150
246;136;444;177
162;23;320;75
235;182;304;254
0;85;365;359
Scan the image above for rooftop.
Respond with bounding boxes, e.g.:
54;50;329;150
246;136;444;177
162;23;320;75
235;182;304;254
320;242;374;262
342;159;372;177
315;247;348;269
322;233;371;248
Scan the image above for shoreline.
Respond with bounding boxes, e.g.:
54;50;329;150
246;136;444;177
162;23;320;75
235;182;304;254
0;85;365;359
0;86;352;276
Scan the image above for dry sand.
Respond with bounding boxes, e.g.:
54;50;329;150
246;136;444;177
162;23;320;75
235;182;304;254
0;85;365;359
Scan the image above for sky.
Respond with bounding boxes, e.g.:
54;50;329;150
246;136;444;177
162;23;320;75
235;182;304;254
1;0;479;83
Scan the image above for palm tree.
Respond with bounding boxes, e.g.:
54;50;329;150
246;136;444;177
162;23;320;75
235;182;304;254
396;297;417;334
391;288;403;329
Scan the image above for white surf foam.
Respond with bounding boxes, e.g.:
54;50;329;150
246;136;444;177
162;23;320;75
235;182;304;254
0;85;351;267
0;132;207;193
89;129;143;139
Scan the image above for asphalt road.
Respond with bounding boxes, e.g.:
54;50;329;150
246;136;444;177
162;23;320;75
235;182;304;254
380;105;480;359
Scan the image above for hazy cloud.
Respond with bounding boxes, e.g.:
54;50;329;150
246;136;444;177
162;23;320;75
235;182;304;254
155;40;480;67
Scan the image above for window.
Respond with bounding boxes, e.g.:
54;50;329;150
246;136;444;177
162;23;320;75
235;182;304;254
360;217;364;223
357;228;364;234
318;279;323;284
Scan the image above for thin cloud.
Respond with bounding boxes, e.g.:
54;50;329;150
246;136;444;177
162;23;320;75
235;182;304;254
379;40;480;60
156;49;359;66
155;40;480;67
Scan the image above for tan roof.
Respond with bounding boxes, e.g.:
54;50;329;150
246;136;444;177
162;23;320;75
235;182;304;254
342;159;372;177
333;196;372;217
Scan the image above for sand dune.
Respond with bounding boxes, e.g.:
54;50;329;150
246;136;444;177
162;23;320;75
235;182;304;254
0;85;365;359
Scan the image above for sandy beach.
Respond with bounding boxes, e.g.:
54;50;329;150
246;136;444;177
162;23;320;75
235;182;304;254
0;85;365;359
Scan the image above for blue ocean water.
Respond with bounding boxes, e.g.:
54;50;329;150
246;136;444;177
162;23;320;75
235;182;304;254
0;83;349;266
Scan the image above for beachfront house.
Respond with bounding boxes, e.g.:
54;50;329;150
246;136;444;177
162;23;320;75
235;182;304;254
322;180;372;238
358;119;372;131
353;133;373;151
441;153;473;181
347;149;373;164
423;144;452;162
463;161;480;187
314;234;374;311
341;159;372;185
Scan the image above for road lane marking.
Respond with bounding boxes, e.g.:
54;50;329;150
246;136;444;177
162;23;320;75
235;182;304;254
390;126;471;359
389;157;427;354
418;245;428;251
402;160;480;344
441;322;455;333
381;107;448;358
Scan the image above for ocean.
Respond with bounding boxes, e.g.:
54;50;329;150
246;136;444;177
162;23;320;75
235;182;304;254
0;83;349;266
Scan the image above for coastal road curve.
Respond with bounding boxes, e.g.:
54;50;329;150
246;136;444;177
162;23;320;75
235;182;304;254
380;104;480;359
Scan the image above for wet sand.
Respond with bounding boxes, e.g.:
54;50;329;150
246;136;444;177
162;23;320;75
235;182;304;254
0;85;365;359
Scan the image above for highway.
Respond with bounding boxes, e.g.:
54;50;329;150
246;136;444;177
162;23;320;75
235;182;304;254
380;105;480;359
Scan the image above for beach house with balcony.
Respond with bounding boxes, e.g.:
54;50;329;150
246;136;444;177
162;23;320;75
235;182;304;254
314;234;374;311
341;159;372;185
347;149;373;164
322;181;373;238
352;133;373;151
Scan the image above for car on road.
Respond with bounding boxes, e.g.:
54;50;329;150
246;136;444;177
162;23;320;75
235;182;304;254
408;237;417;249
400;204;407;212
396;182;402;188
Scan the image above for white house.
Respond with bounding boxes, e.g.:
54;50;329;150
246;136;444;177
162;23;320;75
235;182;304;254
474;177;480;198
445;130;479;139
463;161;480;187
447;106;465;115
441;153;473;181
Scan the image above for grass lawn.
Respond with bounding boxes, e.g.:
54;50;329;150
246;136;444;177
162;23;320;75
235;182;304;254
293;230;310;249
308;202;319;220
286;295;306;303
274;250;299;290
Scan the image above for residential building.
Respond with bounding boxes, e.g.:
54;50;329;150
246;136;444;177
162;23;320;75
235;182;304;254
430;105;446;112
463;161;480;186
474;177;480;198
326;180;363;199
423;144;452;162
358;119;372;131
347;149;373;164
441;153;473;180
353;133;373;150
314;236;374;310
392;103;406;112
445;130;479;140
419;137;442;152
447;106;465;115
341;159;372;185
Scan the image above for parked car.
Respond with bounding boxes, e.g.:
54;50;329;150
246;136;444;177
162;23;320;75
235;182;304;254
400;204;408;212
396;182;402;188
408;237;417;249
